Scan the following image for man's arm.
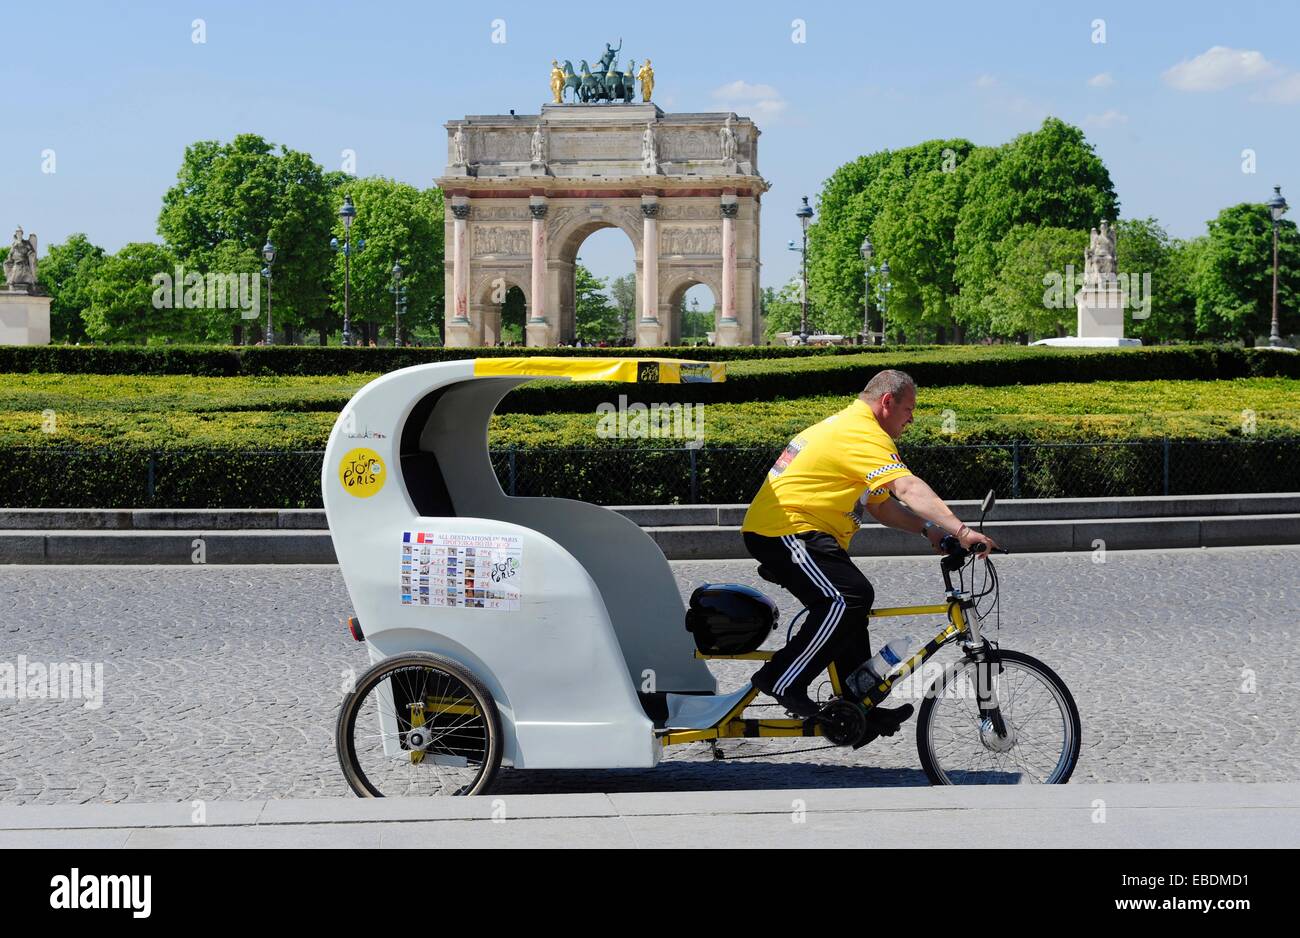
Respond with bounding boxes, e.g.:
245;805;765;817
882;475;999;552
863;493;925;535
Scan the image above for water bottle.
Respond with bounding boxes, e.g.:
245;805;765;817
847;636;915;697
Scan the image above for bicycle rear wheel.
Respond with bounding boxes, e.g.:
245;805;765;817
337;652;502;797
917;649;1080;785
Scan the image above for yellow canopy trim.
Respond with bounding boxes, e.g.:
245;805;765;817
472;357;725;384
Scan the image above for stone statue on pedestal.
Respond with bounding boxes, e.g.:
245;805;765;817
720;116;737;161
1084;219;1118;287
451;127;467;167
4;227;38;291
530;124;547;163
642;122;658;172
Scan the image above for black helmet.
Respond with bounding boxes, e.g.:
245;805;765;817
685;583;779;655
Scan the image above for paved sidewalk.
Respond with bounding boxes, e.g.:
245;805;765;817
2;783;1296;848
3;547;1298;804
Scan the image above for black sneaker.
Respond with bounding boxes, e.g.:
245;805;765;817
750;672;822;719
852;703;915;749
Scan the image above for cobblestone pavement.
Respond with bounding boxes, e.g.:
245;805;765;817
1;547;1296;804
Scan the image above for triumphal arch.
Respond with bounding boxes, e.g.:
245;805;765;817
436;52;768;347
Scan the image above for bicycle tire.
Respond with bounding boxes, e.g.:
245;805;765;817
337;651;503;797
916;648;1081;785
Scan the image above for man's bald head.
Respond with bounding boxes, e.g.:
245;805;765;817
859;369;916;404
859;370;916;439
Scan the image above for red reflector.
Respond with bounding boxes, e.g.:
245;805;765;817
347;616;364;642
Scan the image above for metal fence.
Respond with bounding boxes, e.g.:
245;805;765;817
3;438;1298;509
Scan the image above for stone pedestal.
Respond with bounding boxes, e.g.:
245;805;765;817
1076;285;1127;339
1031;284;1141;347
637;319;664;347
525;321;554;347
0;291;52;345
444;319;475;348
713;319;741;347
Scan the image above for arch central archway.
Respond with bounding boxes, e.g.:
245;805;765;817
555;219;641;345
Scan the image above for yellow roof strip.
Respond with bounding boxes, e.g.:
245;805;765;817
472;357;725;384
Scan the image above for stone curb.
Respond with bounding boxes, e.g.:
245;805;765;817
1;783;1296;848
3;515;1299;563
3;494;1299;531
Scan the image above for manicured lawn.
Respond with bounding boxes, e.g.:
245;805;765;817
3;373;1297;448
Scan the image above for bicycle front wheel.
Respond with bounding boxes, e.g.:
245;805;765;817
337;652;503;797
917;649;1080;785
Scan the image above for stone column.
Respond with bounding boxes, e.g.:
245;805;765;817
526;197;552;347
715;194;741;347
445;199;474;347
637;196;661;347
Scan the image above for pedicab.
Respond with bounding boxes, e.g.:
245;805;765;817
325;357;1081;796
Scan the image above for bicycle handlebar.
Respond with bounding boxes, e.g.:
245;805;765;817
939;534;1009;574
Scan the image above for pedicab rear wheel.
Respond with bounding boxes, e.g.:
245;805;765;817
337;652;503;797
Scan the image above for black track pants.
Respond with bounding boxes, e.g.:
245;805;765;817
744;531;874;697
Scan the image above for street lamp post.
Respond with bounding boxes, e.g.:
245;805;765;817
1268;185;1289;348
261;237;276;346
331;195;365;347
795;196;814;343
859;236;873;345
878;261;892;343
690;296;700;345
390;262;408;347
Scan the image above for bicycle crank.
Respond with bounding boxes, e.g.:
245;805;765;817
818;700;870;747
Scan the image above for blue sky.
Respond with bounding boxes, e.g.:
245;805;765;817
3;0;1298;304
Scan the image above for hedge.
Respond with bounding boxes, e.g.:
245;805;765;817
4;437;1296;508
4;343;1298;389
0;343;881;376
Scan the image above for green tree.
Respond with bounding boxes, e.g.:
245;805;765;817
984;225;1087;340
679;298;713;345
954;118;1119;335
1160;237;1206;342
500;286;526;344
811;139;981;342
84;242;179;343
609;273;636;344
760;280;804;342
157;134;335;342
327;177;444;345
36;234;106;343
1193;202;1300;343
574;263;620;343
1114;218;1197;343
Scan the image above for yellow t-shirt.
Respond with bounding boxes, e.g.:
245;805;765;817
741;398;913;550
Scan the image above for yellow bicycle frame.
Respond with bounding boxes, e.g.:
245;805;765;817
659;600;971;748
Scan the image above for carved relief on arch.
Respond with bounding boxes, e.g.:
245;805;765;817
660;225;722;256
472;225;531;257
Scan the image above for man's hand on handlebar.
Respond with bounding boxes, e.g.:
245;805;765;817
958;524;1000;554
927;523;999;555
